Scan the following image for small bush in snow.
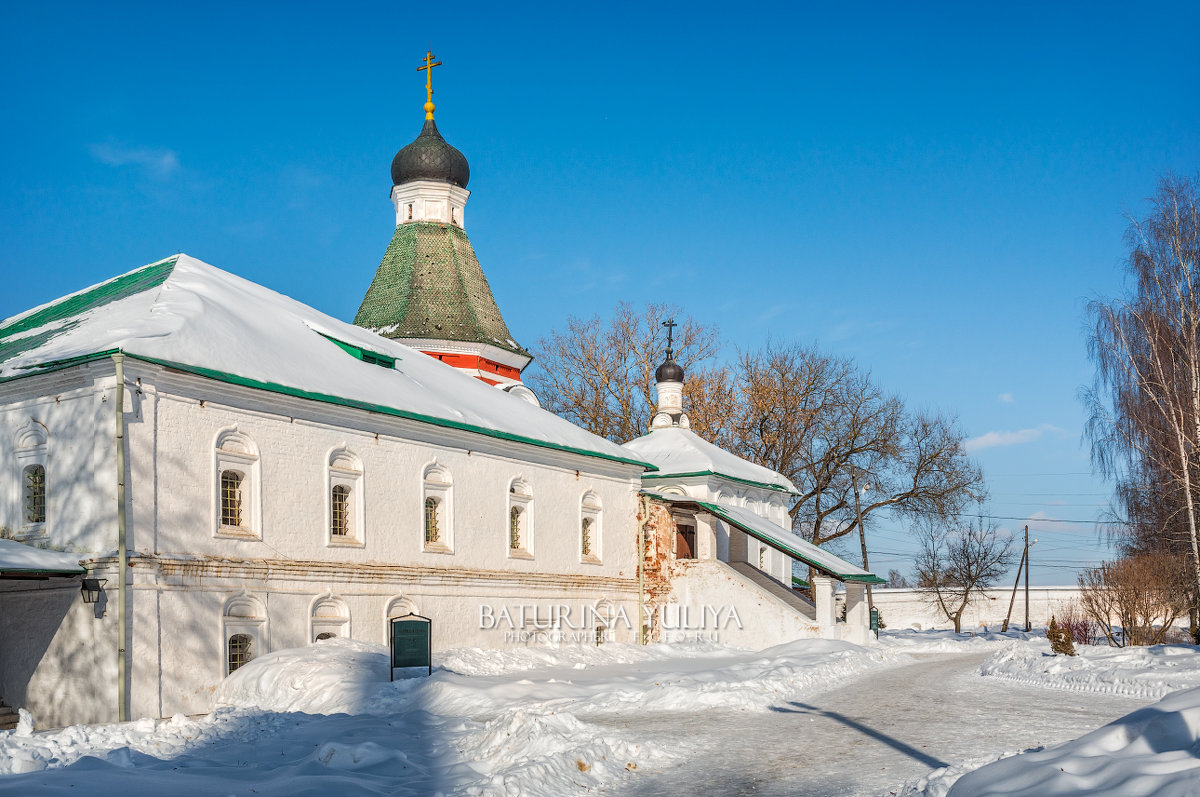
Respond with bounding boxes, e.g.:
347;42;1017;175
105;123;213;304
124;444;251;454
1047;616;1076;656
1055;599;1099;646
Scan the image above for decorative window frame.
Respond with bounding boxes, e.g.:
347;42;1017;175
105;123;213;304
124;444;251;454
421;462;453;554
579;490;602;564
13;421;48;539
221;593;268;676
384;595;419;641
310;593;350;642
213;428;262;539
326;447;365;547
506;478;533;559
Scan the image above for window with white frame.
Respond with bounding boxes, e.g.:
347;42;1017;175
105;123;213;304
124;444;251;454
422;463;452;552
327;449;364;545
507;479;532;557
310;594;350;642
13;422;48;537
580;491;601;563
214;429;261;538
222;594;267;676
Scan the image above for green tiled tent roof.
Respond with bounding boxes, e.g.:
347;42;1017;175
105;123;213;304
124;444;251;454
354;222;528;358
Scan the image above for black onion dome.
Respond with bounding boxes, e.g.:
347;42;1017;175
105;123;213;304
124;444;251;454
391;119;470;188
656;357;685;383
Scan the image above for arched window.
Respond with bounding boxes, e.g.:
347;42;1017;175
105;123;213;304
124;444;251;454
384;595;419;640
580;491;602;563
507;479;532;557
23;464;46;525
310;594;349;641
227;633;253;673
222;594;267;675
220;470;244;528
422;463;452;552
327;448;364;545
14;422;48;536
331;485;351;537
214;429;260;538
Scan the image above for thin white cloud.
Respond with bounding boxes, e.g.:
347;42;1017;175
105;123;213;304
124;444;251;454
965;423;1064;452
89;143;180;178
997;392;1014;403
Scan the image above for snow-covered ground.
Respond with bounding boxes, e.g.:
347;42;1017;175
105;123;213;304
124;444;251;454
893;637;1200;797
0;637;898;795
3;632;1199;796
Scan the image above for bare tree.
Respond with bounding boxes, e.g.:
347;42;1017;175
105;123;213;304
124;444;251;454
534;313;985;560
527;302;722;444
886;569;911;589
1077;553;1192;646
1084;174;1200;613
695;342;986;549
915;518;1014;633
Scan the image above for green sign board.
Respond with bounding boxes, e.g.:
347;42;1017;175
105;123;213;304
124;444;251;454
869;607;880;632
390;614;431;678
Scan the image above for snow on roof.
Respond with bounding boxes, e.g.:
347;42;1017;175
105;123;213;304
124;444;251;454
643;490;880;583
0;539;85;576
622;427;796;493
0;255;651;470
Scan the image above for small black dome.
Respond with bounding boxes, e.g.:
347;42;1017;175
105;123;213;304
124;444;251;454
391;119;470;188
656;357;684;383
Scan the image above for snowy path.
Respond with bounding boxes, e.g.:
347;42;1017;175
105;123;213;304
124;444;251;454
592;651;1150;797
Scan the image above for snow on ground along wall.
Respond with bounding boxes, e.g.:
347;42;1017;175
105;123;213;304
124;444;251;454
0;637;901;796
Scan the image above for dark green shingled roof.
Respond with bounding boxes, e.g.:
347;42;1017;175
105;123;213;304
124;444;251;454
354;222;528;358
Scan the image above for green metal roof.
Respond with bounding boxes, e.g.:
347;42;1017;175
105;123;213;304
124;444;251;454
354;222;528;358
641;469;798;495
0;257;177;362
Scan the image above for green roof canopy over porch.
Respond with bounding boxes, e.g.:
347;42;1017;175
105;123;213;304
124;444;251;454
644;491;885;584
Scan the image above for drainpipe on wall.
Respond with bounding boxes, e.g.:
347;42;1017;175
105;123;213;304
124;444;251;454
637;493;649;645
112;354;130;722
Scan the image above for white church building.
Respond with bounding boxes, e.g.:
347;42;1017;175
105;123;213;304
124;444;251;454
0;63;878;729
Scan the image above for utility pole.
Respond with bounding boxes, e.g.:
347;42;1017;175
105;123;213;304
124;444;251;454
851;467;873;614
1001;544;1027;633
1023;525;1031;633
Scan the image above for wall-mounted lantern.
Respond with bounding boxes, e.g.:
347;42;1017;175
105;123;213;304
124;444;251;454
81;578;107;604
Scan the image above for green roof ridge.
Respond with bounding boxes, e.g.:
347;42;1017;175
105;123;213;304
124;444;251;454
354;223;528;357
0;257;177;363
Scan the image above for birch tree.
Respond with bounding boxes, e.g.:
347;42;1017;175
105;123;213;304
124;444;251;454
1084;174;1200;612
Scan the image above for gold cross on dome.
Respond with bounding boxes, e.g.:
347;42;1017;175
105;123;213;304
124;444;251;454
417;51;442;120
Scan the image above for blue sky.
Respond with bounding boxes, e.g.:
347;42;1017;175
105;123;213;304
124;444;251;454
3;2;1198;586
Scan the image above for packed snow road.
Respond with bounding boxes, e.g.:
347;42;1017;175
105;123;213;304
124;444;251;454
594;650;1149;797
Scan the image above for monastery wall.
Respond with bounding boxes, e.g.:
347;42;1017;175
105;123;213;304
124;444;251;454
870;586;1093;631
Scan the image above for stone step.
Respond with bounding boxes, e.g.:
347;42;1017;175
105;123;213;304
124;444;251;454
728;561;818;620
